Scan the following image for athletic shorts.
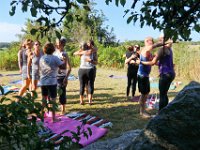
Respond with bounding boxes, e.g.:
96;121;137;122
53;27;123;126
41;85;57;99
137;75;150;95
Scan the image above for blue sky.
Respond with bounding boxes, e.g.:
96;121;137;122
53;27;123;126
0;0;199;42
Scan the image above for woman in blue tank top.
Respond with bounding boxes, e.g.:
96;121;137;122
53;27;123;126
141;36;175;111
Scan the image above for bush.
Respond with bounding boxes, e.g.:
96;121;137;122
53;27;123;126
0;87;92;150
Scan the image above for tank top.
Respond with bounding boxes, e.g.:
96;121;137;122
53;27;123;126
137;55;151;77
80;54;93;69
22;49;28;66
32;51;43;72
158;48;175;75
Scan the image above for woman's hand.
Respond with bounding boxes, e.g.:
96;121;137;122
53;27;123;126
63;77;68;87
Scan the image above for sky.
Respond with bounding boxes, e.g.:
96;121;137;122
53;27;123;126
0;0;199;43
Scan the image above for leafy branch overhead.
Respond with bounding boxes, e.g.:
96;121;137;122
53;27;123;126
9;0;200;41
107;0;200;41
9;0;91;39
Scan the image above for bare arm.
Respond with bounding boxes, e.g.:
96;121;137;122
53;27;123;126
65;55;71;78
63;55;72;86
27;53;32;79
125;54;137;64
141;55;159;66
18;50;23;73
146;41;172;52
92;51;98;65
73;49;83;56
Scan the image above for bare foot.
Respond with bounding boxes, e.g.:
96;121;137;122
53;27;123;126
80;101;84;105
60;111;65;115
52;118;61;123
140;112;151;119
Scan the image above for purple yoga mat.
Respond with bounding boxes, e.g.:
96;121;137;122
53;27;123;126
44;115;108;147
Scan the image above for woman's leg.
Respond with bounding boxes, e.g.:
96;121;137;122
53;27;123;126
159;74;175;111
48;85;58;122
57;77;66;114
18;78;31;97
126;71;132;99
132;71;138;98
87;68;95;104
31;79;38;97
78;69;86;104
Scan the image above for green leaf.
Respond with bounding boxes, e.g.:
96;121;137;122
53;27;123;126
0;86;4;95
115;0;119;7
127;15;134;24
120;0;126;7
57;87;63;96
30;28;38;35
54;0;60;5
76;0;88;4
87;127;92;136
83;5;91;11
152;9;157;16
194;25;200;32
83;132;88;139
9;6;16;16
30;7;37;17
105;0;112;5
10;1;17;6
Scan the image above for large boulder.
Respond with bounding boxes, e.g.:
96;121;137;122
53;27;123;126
82;129;141;150
128;81;200;150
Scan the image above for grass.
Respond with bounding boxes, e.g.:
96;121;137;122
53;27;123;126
0;67;187;140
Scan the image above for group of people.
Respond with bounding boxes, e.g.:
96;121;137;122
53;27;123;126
125;35;175;118
17;37;97;122
17;34;174;121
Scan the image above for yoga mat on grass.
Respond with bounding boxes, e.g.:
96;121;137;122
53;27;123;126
130;94;159;110
0;85;19;95
9;75;78;85
5;73;21;76
150;82;176;90
65;112;113;128
43;115;108;147
108;75;127;79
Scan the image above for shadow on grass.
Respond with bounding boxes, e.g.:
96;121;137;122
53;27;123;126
167;91;179;98
69;102;152;139
95;87;114;91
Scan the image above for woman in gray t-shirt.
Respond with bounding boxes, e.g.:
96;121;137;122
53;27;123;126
39;42;64;122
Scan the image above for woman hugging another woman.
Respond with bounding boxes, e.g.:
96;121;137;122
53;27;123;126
74;42;96;105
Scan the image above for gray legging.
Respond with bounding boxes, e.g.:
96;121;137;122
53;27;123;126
78;68;95;95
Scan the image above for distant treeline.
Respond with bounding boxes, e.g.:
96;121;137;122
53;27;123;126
0;42;11;49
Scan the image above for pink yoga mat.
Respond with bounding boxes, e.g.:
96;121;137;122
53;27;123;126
44;115;108;147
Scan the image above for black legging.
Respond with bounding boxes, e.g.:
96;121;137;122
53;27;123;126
57;77;67;105
159;73;175;110
127;69;138;97
78;68;95;95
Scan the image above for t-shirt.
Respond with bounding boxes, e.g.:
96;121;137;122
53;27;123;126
39;54;63;86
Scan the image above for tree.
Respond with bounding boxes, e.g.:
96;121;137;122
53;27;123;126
107;0;200;41
9;0;200;41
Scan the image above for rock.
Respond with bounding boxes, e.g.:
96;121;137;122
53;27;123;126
82;129;141;150
128;81;200;150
